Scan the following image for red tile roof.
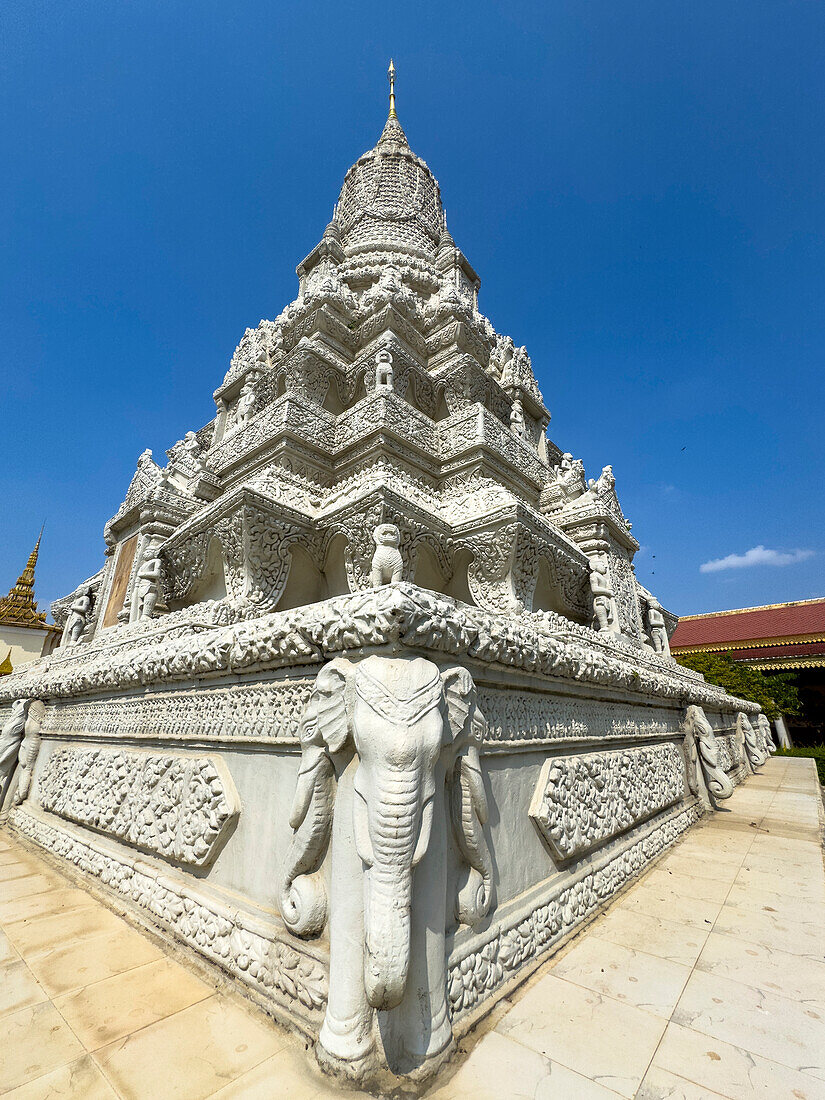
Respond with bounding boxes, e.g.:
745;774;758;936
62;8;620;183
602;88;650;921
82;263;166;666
671;598;825;649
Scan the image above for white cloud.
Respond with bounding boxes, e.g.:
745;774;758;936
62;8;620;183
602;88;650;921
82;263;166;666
700;545;815;574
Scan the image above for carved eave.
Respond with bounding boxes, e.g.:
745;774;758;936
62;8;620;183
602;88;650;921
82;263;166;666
296;235;346;286
162;483;315;554
283;303;358;358
104;483;198;547
355;302;429;362
438;406;547;498
556;501;640;555
211;396;337;482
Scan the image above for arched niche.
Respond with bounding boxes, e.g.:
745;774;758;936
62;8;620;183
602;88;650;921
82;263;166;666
413;543;445;592
444;547;474;606
322;533;350;598
277;545;325;610
532;557;574;618
187;537;228;605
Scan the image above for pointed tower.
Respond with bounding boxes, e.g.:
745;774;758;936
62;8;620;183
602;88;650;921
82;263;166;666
0;529;60;671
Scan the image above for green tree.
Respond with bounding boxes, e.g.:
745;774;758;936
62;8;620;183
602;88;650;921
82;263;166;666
674;651;800;721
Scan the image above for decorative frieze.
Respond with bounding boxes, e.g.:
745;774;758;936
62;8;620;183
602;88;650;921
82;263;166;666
41;680;312;744
38;747;240;868
478;689;678;746
529;744;685;861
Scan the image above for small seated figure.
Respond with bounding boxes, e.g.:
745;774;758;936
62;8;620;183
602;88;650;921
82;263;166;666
371;523;403;586
375;349;394;391
63;587;92;646
646;598;670;656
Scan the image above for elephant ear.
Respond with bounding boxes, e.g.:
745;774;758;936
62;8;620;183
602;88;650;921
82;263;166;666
441;666;476;747
314;660;351;755
281;661;351;938
441;666;493;926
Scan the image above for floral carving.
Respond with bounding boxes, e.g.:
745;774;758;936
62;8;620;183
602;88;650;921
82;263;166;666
38;747;240;867
529;744;685;861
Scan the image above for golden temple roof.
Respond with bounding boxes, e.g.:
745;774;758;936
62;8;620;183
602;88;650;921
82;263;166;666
0;528;59;633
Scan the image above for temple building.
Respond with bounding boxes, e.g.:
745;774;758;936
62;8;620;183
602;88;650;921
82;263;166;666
0;531;60;675
0;67;773;1088
671;597;825;743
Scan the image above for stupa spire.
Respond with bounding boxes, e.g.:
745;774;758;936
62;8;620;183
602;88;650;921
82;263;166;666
388;58;397;120
0;525;48;628
377;59;409;148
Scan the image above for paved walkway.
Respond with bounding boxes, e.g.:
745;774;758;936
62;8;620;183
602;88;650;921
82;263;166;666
1;757;824;1099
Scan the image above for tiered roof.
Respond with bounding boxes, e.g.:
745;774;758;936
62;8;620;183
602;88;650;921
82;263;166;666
0;530;59;634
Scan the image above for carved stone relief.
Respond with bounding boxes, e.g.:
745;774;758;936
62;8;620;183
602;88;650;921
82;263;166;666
529;744;685;861
38;747;240;868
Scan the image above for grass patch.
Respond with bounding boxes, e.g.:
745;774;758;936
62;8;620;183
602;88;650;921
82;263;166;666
776;746;825;786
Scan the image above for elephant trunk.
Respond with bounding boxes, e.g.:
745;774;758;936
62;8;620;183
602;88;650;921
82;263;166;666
364;860;413;1010
360;771;428;1011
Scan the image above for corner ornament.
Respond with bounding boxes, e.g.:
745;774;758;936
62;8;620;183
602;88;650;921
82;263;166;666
683;705;733;802
280;655;492;1078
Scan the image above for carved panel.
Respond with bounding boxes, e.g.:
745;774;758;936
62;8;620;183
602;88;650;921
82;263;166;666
38;747;240;867
529;744;685;861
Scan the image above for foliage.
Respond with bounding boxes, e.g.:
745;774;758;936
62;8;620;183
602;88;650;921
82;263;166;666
776;746;825;786
673;651;801;721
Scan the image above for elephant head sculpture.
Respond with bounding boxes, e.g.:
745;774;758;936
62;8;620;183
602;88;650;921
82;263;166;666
755;713;777;757
738;711;767;770
683;705;733;802
280;655;493;1073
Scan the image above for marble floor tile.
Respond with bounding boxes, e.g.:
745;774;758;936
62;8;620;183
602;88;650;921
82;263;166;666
723;881;825;923
209;1042;376;1100
27;923;165;997
5;902;127;958
656;851;742;884
0;957;48;1017
0;860;45;882
636;1064;729;1099
1;1054;119;1100
95;994;288;1100
733;863;825;902
713;902;825;958
0;871;64;902
641;867;732;905
672;968;825;1076
696;930;825;1008
0;884;98;925
0;927;19;965
648;1021;825;1100
0;1001;85;1093
617;881;721;930
550;935;691;1019
427;1031;621;1100
55;956;213;1050
741;849;825;877
495;973;666;1098
589;908;709;968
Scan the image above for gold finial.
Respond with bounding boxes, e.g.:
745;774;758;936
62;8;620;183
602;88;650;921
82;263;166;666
387;59;397;120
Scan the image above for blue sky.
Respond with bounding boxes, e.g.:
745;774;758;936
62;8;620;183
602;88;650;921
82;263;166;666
1;1;823;617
